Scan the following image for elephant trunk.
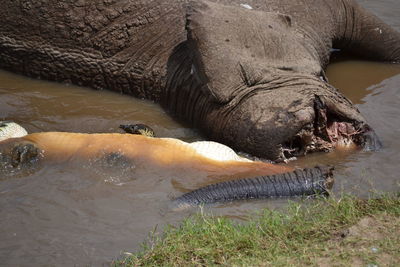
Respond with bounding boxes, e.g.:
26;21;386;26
173;166;334;209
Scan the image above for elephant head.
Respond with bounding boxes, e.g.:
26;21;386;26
164;0;382;161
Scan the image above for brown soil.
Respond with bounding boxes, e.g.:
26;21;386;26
316;215;400;267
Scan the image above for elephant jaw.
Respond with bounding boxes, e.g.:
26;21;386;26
281;96;381;160
199;73;382;162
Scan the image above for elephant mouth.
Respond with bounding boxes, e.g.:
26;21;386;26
281;96;381;160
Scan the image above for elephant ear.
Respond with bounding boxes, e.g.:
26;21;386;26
186;0;319;104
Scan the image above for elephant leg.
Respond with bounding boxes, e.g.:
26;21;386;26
334;0;400;62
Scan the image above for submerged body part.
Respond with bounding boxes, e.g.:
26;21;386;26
0;131;292;178
0;122;293;179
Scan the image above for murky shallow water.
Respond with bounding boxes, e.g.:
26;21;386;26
1;1;400;266
0;71;205;266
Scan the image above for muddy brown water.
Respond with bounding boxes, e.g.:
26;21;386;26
1;1;400;266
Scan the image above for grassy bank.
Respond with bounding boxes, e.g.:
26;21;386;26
114;194;400;266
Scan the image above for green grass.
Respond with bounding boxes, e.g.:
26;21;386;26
114;194;400;266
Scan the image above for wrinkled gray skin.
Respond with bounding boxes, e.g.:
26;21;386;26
0;0;399;161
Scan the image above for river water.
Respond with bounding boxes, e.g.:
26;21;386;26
0;1;399;266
